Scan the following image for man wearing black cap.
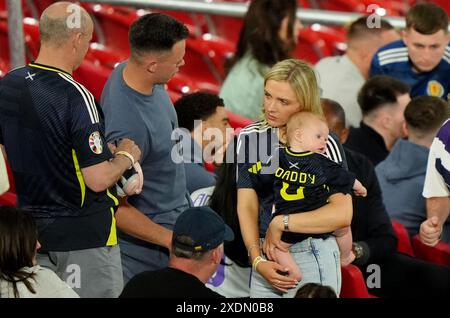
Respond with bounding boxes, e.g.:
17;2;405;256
120;207;234;298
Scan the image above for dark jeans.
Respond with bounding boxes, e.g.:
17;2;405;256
359;253;450;298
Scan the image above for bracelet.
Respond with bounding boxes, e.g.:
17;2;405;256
247;243;260;257
283;214;290;231
252;256;266;271
115;151;135;169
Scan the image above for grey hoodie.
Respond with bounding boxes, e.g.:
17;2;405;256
375;139;428;237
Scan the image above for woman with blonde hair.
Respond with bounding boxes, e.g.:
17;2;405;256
220;0;302;120
236;59;352;298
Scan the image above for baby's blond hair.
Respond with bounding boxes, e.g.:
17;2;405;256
286;112;326;144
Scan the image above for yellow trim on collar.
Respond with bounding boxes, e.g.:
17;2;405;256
28;63;71;76
284;148;313;157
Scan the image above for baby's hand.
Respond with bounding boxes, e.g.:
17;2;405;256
353;179;367;197
354;186;367;197
340;251;356;267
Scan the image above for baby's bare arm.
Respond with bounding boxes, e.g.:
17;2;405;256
353;179;367;197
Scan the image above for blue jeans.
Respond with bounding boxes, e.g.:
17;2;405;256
250;236;341;298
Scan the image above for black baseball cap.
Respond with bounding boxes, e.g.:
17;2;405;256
173;207;234;252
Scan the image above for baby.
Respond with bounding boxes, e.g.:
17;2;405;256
272;111;366;281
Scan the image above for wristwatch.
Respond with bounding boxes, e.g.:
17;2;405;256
352;242;364;259
283;214;290;231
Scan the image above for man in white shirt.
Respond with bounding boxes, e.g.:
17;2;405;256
315;17;399;127
421;119;450;245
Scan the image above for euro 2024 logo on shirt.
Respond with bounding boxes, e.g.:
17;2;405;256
427;80;444;98
89;131;103;154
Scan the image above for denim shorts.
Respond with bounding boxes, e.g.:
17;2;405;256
250;236;341;298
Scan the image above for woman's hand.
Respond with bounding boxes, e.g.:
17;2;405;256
263;215;288;260
257;260;298;293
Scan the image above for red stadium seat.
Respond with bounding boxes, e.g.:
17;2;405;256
181;35;234;92
0;15;8;67
168;72;196;97
0;191;17;207
297;0;312;8
24;0;56;18
85;43;126;68
81;3;142;55
80;4;232;97
340;264;371;298
412;235;450;267
0;10;124;103
294;27;333;64
0;58;7;78
153;10;210;37
0;159;17;207
168;89;182;104
190;34;235;79
432;0;450;17
208;15;243;45
0;0;36;19
73;43;125;102
204;161;215;173
309;24;347;57
0;13;40;69
168;71;218;98
392;220;415;257
73;58;113;102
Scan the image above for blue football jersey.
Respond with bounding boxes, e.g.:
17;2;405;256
370;39;450;100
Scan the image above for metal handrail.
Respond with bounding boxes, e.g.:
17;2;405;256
6;0;25;69
81;0;407;28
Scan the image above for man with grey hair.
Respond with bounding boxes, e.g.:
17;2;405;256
0;2;141;297
37;1;92;72
120;206;233;298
